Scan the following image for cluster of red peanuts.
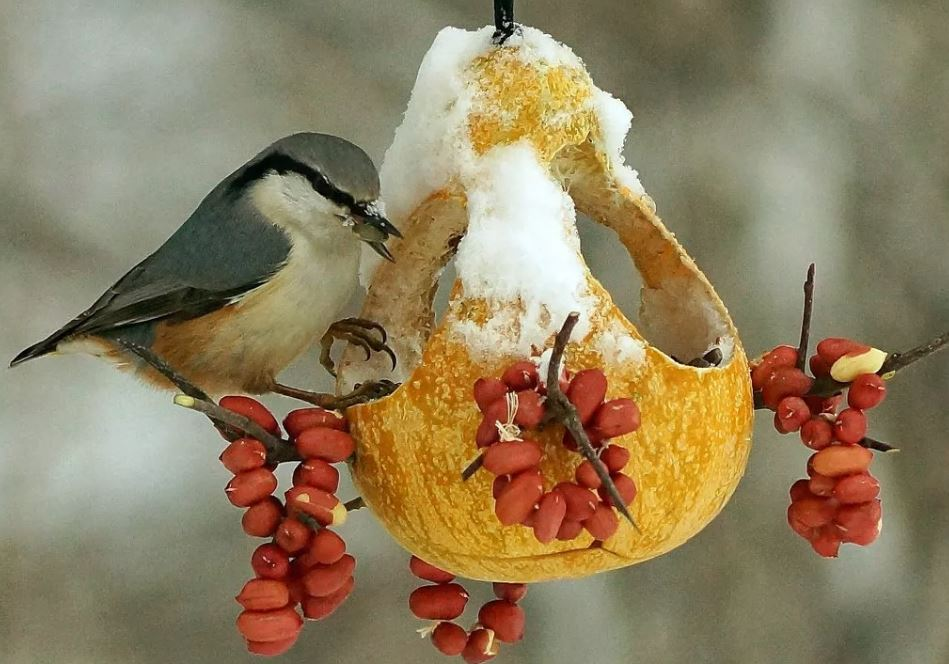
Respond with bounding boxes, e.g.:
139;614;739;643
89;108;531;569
751;338;887;557
473;360;641;544
409;555;527;663
218;396;356;656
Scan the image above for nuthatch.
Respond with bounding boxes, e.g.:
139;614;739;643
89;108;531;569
11;133;400;397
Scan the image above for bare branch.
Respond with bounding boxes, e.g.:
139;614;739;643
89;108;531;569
545;313;637;529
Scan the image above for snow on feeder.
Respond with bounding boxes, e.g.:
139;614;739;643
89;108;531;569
339;24;754;582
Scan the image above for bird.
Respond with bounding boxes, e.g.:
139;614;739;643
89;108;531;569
10;132;400;400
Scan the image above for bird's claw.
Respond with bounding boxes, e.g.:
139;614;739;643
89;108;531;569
320;317;397;377
270;379;399;410
329;379;399;409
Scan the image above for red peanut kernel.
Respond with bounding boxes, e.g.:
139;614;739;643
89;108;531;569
848;374;887;410
835;499;882;535
476;398;509;448
219;396;280;435
474;378;509;412
761;367;814;409
787;508;815;539
492;582;528;603
220;438;268;474
833;473;881;504
494;471;544;526
816;338;871;365
432;622;468;656
226;468;278;508
789;479;813;502
584;502;619;541
555;482;598;522
810;445;872;477
409;556;455;584
556;519;584;541
307;529;347;565
591;399;641;438
291;458;340;493
807;473;836;498
788;497;835;528
478;600;526;643
252;544;291;580
242;497;283;537
532;491;567;544
302;576;354;620
294;428;355;463
833;408;868;445
482;440;543;476
809;525;842;558
752;345;798;389
800;418;834;451
575;460;602;490
408;583;469;621
274;518;312;554
843;521;880;546
236;579;290;611
236;606;302;643
246;636;298;657
303;554;356;597
492;475;510;500
282;407;347;439
809;353;832;378
566;369;608;424
598;472;637;507
513;390;545;428
600;445;630;473
502;361;539;391
463;628;500;664
776;397;810;433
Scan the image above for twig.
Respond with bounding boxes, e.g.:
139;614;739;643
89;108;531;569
173;394;300;464
796;264;816;372
879;330;949;376
461;454;485;481
545;313;637;528
859;437;900;454
116;338;211;401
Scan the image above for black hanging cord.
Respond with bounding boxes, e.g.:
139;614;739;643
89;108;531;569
493;0;518;44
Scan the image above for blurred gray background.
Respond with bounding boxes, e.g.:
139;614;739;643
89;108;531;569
2;1;948;663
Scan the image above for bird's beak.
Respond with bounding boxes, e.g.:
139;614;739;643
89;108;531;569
352;201;401;262
367;240;395;262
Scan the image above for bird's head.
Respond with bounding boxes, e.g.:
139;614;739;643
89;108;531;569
231;132;401;260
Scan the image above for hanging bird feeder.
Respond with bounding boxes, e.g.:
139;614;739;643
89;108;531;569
338;19;754;583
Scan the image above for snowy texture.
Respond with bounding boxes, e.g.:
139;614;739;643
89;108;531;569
591;89;645;197
451;143;594;358
364;24;655;362
596;322;647;366
362;25;644;288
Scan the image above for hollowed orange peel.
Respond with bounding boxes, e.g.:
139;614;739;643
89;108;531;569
338;26;754;582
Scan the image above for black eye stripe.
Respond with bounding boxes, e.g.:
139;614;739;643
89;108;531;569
230;152;361;211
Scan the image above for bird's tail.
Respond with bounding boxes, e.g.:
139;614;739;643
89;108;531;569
10;332;66;367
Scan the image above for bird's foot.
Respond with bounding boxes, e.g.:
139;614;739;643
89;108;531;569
271;379;399;410
320;317;397;377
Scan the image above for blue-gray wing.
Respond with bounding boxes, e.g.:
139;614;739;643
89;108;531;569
11;183;291;365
